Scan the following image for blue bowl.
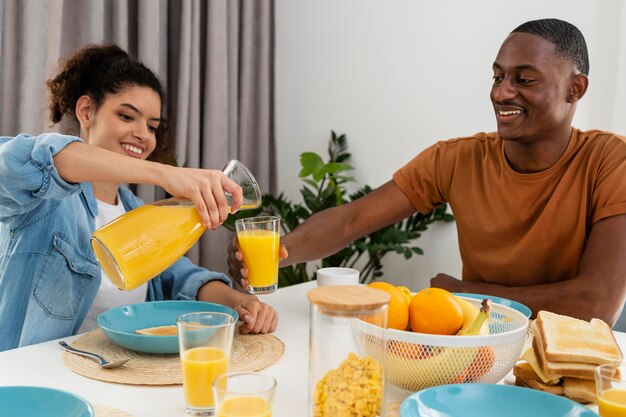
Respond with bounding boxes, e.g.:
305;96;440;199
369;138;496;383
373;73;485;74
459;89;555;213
454;292;532;318
97;300;238;354
400;383;599;417
0;386;93;417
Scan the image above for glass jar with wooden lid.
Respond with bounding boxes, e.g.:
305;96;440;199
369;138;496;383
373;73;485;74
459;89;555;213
307;285;390;417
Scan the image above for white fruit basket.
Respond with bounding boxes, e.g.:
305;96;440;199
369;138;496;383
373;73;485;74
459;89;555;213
352;296;529;392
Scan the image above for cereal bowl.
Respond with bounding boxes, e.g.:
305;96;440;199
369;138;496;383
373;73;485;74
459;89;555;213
400;383;599;417
97;300;238;354
0;386;93;417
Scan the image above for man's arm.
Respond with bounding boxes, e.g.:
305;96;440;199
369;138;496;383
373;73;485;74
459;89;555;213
280;180;417;265
432;214;626;325
227;180;417;284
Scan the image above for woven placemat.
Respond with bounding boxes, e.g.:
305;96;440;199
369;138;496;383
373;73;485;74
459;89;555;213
62;328;285;385
93;404;134;417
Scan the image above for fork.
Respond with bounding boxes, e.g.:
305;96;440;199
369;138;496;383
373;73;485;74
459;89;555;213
59;341;130;369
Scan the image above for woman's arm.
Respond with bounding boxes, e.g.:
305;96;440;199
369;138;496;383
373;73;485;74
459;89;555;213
54;141;242;228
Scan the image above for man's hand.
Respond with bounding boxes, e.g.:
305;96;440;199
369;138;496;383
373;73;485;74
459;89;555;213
430;273;465;292
227;234;288;290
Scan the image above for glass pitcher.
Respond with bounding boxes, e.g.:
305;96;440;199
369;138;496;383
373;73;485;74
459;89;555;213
90;160;261;291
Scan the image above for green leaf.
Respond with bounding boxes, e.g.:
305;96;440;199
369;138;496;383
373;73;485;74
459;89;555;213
299;152;325;178
302;179;318;189
301;187;319;211
324;162;354;174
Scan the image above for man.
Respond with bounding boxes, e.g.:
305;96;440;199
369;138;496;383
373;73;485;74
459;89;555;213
229;19;626;325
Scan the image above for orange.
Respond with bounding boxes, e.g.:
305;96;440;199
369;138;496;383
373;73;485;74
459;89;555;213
367;281;410;330
396;286;413;303
409;288;463;335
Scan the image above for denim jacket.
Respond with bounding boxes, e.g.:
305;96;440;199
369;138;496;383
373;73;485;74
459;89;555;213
0;133;231;351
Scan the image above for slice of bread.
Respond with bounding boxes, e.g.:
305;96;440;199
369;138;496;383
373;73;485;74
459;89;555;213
532;322;597;380
513;362;560;385
519;346;561;384
134;325;178;336
535;311;623;365
514;363;597;404
513;362;565;396
563;377;597;404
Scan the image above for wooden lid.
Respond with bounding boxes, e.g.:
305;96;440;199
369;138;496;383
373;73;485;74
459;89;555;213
307;285;390;312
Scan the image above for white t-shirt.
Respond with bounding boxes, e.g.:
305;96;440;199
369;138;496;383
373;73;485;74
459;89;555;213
78;197;148;333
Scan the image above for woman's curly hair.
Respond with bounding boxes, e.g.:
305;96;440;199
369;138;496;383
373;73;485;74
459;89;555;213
47;44;174;164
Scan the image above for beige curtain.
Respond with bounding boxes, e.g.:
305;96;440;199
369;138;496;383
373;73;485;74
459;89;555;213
0;0;275;275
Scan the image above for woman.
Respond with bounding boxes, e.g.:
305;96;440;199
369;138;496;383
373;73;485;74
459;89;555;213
0;44;277;351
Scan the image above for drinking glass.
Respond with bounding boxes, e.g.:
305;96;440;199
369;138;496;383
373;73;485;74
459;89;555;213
213;372;276;417
91;159;261;291
178;312;236;416
596;363;626;417
235;216;280;294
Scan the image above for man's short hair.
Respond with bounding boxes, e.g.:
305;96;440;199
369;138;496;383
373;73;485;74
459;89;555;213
511;18;589;76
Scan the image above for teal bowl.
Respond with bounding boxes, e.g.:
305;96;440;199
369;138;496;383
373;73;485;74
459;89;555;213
453;292;532;318
97;300;238;354
400;383;599;417
0;386;93;417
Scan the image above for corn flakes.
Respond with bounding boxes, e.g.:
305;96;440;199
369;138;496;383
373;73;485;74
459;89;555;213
313;352;383;417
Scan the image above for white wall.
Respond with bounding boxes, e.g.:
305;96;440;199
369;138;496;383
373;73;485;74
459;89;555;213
274;0;625;291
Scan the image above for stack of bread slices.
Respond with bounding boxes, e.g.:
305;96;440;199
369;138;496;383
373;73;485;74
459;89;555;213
514;310;623;403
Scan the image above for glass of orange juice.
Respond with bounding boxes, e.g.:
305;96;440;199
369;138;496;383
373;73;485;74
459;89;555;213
596;363;626;417
235;216;280;294
213;372;276;417
178;312;236;416
91;159;261;291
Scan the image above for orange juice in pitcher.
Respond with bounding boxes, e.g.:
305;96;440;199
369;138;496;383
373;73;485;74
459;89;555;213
91;159;262;291
91;198;205;290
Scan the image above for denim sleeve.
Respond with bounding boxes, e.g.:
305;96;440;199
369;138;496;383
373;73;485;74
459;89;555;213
147;256;233;301
0;133;83;217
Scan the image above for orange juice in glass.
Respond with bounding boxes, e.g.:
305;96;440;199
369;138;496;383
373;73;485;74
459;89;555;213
178;312;236;416
213;373;276;417
216;397;270;417
235;216;280;294
182;347;228;409
596;363;626;417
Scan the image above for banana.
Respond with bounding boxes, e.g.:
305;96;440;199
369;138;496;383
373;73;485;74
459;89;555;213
456;297;490;336
376;299;492;391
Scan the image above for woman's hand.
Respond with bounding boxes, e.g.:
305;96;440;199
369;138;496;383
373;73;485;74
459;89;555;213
197;281;278;333
233;297;279;334
227;234;288;290
161;166;243;229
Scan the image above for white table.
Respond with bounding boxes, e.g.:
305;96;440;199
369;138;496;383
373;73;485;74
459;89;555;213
0;281;623;416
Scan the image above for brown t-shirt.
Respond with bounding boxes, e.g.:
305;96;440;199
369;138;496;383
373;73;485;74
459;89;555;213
393;128;626;286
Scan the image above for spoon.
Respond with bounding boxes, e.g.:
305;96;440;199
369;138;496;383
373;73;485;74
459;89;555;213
59;341;130;369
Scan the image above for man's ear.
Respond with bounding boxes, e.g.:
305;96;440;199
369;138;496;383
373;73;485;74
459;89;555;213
567;73;589;103
75;95;95;128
